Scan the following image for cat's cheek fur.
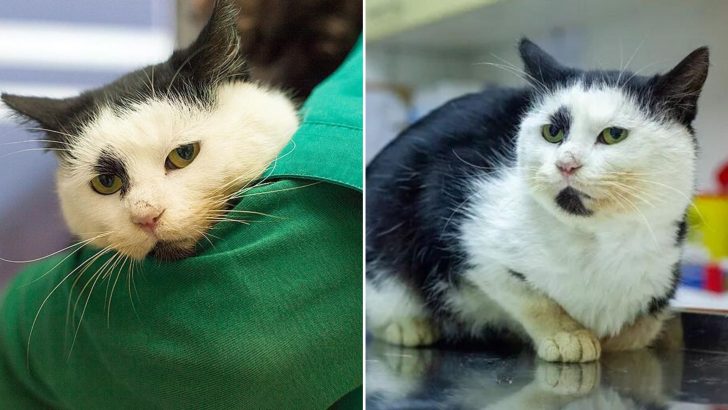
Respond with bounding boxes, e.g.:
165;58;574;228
58;82;299;260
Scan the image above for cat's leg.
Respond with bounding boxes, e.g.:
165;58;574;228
601;312;668;352
366;274;439;347
476;274;600;362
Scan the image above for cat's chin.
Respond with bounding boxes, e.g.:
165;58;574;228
148;240;197;262
554;187;593;217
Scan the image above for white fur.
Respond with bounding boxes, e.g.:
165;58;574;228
57;81;299;259
366;272;434;346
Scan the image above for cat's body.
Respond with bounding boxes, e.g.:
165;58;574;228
367;39;708;362
2;0;298;261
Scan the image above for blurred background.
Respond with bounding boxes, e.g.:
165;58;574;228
366;0;728;310
0;0;361;288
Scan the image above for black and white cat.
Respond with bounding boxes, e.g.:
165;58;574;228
2;0;298;261
366;39;709;362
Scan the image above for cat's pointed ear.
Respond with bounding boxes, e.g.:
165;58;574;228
653;46;709;124
1;93;87;153
1;93;82;148
172;0;248;84
519;38;569;87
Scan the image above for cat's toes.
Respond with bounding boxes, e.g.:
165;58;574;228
381;319;439;347
537;330;601;363
536;362;600;395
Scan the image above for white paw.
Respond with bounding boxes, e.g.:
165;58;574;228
537;330;601;363
380;319;439;347
536;362;600;395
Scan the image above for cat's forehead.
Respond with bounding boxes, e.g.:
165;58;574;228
536;83;644;126
70;97;205;168
89;99;202;148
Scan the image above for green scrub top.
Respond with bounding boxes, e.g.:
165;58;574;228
0;40;363;409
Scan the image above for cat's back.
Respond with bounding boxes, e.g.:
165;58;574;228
368;87;531;182
367;87;532;215
366;87;532;283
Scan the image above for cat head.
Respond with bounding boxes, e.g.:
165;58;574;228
515;38;708;225
1;0;299;261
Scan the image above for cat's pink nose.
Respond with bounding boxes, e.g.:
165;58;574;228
556;160;582;176
132;210;164;232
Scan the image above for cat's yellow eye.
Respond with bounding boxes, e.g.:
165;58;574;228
91;174;123;195
599;127;629;145
541;124;564;143
166;142;200;170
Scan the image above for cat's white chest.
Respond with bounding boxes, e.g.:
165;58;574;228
526;226;678;336
461;174;681;338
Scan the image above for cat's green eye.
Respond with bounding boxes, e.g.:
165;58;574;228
91;174;123;195
541;124;565;143
166;142;200;170
599;127;629;145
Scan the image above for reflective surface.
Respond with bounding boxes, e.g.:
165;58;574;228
366;312;728;409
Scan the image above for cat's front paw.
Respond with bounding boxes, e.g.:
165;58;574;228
536;362;600;395
381;319;439;347
536;330;601;363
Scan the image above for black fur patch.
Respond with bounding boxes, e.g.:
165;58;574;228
550;106;571;136
366;88;529;317
519;38;576;88
675;218;688;246
508;270;526;281
94;150;130;196
647;263;681;315
555;187;592;216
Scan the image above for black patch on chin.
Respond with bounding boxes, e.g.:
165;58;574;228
150;241;196;261
94;149;130;196
555;187;592;216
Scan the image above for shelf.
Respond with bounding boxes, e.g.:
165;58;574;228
367;0;645;52
366;0;499;42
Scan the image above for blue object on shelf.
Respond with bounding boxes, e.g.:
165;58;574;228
680;263;705;289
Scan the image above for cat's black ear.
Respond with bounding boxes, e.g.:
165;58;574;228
519;38;570;88
653;47;709;124
172;0;248;85
1;93;82;148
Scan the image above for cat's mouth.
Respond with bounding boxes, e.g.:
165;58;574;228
149;239;197;261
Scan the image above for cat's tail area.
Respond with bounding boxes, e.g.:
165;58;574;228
366;272;439;347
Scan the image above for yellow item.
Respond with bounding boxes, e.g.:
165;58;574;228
689;195;728;259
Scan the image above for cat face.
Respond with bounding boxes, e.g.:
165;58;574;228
516;39;708;223
1;0;299;260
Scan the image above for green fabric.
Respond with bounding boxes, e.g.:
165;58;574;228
268;38;363;191
0;40;362;409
